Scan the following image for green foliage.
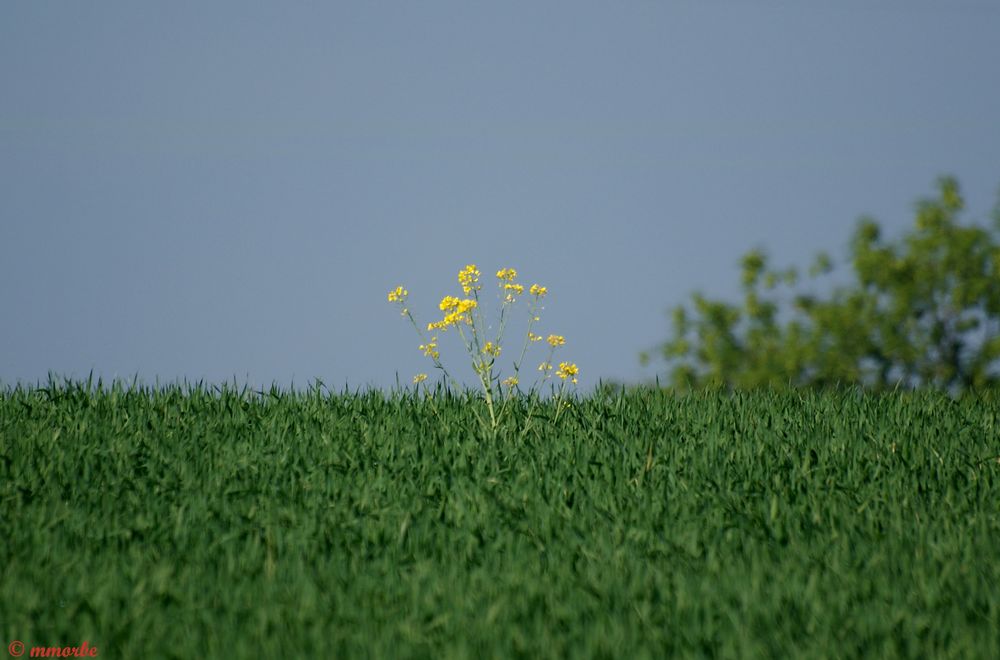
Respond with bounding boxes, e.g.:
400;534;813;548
643;177;1000;392
3;380;1000;657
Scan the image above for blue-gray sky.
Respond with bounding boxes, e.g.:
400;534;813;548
3;1;999;390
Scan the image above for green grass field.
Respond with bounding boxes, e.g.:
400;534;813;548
2;381;999;658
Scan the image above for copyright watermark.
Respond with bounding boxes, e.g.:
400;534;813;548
7;640;98;657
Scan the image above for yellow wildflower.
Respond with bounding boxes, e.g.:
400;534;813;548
556;362;579;383
528;332;542;342
428;314;455;330
458;264;481;294
504;283;525;295
502;376;519;387
529;284;547;297
419;339;439;360
387;286;408;303
496;268;518;281
538;361;552;372
413;373;428;384
482;341;501;358
547;334;565;347
427;300;477;330
502;283;524;303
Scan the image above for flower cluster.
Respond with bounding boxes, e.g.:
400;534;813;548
419;339;439;360
458;264;481;295
556;361;579;384
387;263;580;435
387;286;409;315
428;296;478;331
387;286;408;303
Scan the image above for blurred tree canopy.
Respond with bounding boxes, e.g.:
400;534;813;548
642;177;1000;393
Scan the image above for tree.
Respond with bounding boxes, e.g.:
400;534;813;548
641;177;1000;394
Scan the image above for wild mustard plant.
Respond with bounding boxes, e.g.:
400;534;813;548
387;264;579;435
